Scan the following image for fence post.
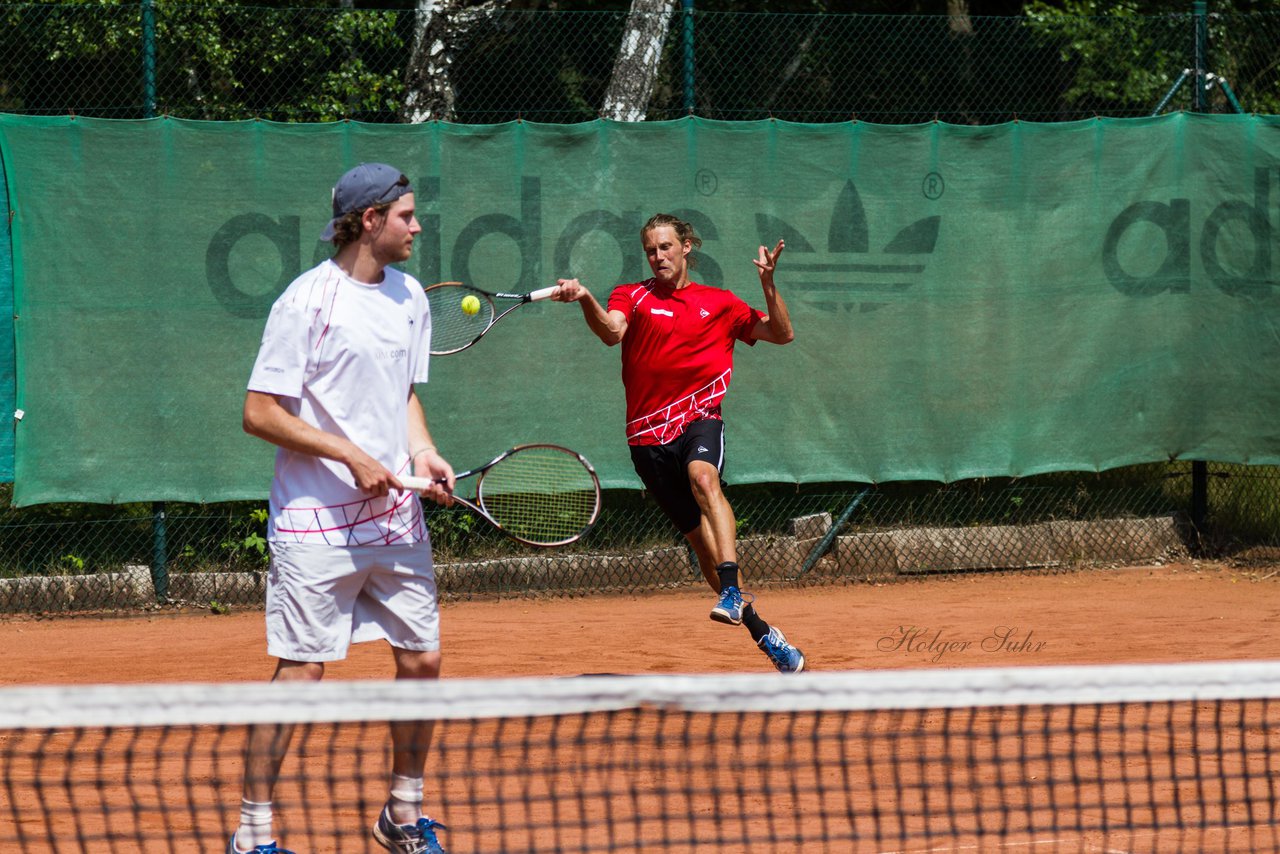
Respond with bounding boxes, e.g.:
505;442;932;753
1190;461;1209;550
141;0;157;118
1188;0;1209;550
1192;0;1206;110
681;0;695;113
151;501;168;601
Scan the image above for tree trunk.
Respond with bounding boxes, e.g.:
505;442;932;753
601;0;675;122
947;0;972;36
401;0;506;124
947;0;976;123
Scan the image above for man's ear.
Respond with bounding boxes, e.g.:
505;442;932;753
361;206;384;234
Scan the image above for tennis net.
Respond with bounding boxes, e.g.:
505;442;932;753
2;661;1279;853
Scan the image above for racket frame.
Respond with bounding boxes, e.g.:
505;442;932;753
424;281;558;355
400;443;602;547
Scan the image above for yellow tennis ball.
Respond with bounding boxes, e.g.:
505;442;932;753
461;294;481;316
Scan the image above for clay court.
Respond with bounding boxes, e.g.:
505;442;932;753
4;562;1280;853
2;561;1276;685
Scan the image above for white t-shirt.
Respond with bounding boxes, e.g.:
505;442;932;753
248;259;433;546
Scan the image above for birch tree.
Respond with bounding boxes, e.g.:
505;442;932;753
401;0;508;123
601;0;676;122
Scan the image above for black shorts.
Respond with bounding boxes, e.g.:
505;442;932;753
629;419;727;535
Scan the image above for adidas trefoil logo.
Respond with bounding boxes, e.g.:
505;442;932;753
759;180;940;313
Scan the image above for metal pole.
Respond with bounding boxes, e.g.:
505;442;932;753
1189;0;1208;548
151;501;168;601
141;0;157;118
1192;0;1206;112
1212;75;1244;113
797;488;872;577
681;0;695;114
1151;68;1190;116
1190;462;1209;552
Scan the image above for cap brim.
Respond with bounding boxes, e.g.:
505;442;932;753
319;218;339;241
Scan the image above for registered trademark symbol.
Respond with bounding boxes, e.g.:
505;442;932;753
922;172;945;200
695;169;718;196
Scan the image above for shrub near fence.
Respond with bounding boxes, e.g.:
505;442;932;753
3;462;1278;615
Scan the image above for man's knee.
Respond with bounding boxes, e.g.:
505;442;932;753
394;649;442;680
687;465;722;502
273;659;325;682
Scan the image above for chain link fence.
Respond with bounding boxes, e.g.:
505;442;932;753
1;5;1277;123
3;4;1280;613
2;462;1278;614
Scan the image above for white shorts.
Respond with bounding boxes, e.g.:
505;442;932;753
265;541;440;662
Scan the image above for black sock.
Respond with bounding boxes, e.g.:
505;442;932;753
716;561;739;592
743;605;769;643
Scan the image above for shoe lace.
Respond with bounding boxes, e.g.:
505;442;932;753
721;586;742;608
761;634;791;668
410;818;447;853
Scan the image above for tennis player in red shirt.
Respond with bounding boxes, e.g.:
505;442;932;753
551;213;805;672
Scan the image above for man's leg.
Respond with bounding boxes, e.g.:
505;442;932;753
684;459;806;671
688;459;755;625
687;459;737;573
232;660;323;852
683;526;718;589
374;648;447;853
388;648;441;819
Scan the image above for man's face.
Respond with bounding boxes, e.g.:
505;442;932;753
368;193;421;264
642;225;690;286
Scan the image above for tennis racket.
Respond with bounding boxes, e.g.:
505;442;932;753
401;444;601;547
424;281;558;355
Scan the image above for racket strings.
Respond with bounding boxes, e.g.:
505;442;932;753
477;449;599;544
426;286;494;353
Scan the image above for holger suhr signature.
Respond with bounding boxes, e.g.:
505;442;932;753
878;626;1047;663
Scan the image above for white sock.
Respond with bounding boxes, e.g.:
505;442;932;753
235;799;274;850
388;774;424;825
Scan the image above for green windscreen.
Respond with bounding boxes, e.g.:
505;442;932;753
1;114;1277;505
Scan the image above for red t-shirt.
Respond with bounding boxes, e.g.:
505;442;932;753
608;279;764;446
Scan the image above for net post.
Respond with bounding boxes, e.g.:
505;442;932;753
151;501;168;601
796;487;871;577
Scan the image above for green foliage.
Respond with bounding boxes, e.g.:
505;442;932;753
0;0;405;119
424;504;483;558
1024;1;1280;115
154;4;405;121
1025;0;1186;112
219;507;268;566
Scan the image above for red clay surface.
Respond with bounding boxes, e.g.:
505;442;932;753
1;561;1277;685
4;562;1280;854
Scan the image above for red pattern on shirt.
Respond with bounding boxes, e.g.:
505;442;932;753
608;279;762;446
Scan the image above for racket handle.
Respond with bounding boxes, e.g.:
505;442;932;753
528;286;557;302
399;475;441;491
